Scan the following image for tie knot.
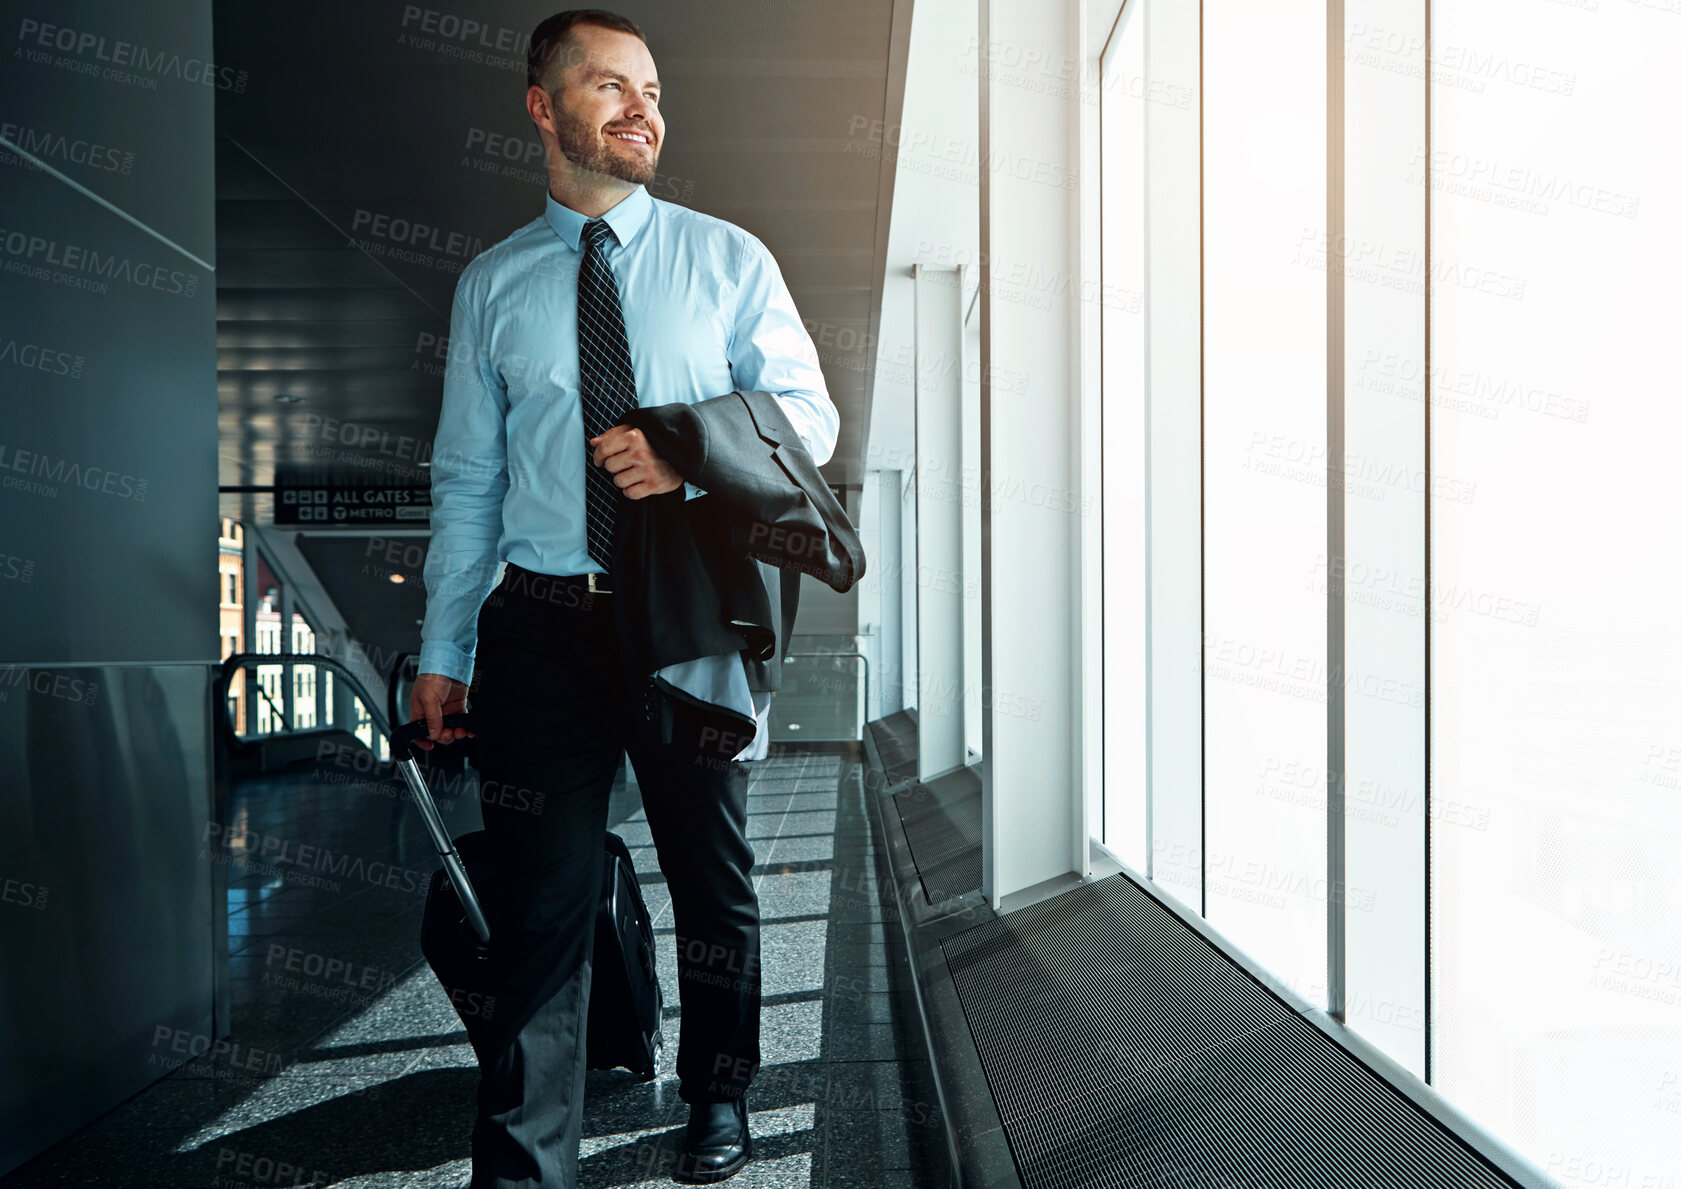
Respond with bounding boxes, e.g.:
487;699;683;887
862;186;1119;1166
582;219;615;251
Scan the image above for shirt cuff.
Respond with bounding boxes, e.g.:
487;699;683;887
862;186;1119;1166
417;640;475;687
769;393;836;466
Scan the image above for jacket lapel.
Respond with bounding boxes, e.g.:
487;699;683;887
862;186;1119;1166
737;390;788;449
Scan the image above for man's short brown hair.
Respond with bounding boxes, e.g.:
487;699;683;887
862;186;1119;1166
526;9;647;92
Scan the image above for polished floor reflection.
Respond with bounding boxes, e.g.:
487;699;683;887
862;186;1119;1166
0;749;942;1187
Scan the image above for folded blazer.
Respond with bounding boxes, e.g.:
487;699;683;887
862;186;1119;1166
609;389;866;747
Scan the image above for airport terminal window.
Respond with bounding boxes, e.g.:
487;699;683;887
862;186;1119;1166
1090;0;1681;1177
1427;3;1681;1178
352;694;376;754
1098;0;1147;871
253;552;283;655
290;612;319;731
218;520;249;731
1199;0;1328;1007
963;300;983;764
1338;3;1430;1077
251;555;285;734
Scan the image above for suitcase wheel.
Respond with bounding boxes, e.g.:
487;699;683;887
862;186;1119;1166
634;1031;664;1082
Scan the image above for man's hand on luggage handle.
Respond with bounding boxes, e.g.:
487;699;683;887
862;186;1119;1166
410;672;473;750
590;425;684;498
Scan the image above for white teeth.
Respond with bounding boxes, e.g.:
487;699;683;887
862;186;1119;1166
611;132;647;143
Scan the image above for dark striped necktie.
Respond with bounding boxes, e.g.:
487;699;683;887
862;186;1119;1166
578;217;638;573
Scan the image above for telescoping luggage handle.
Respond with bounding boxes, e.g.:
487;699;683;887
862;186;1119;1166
389;712;491;945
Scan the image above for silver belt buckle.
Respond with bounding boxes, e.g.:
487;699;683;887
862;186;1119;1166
587;572;611;594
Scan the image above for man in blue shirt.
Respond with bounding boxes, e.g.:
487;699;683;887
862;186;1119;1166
411;10;837;1186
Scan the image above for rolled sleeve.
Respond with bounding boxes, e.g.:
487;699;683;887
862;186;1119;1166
727;232;839;467
418;266;509;686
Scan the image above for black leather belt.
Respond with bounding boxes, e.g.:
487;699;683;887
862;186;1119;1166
502;563;612;596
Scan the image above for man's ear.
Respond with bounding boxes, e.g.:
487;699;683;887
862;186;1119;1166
526;85;557;137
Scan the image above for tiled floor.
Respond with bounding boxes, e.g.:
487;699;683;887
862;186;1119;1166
0;747;944;1187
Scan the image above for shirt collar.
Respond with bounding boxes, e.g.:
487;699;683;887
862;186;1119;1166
543;183;653;251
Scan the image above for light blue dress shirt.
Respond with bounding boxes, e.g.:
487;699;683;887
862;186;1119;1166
418;184;837;759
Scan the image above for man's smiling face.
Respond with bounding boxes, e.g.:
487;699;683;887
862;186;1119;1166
544;23;663;187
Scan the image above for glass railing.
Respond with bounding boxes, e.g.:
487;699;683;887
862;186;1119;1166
362;642;869;748
771;637;869;744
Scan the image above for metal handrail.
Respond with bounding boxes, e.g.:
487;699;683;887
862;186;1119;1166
252;680;289;732
217;651;395;750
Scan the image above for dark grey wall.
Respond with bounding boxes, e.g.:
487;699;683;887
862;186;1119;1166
0;1;217;663
0;0;220;1174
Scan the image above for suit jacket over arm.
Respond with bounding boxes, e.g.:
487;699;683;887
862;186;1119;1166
610;389;866;749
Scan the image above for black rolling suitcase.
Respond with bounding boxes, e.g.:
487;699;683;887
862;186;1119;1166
586;831;665;1078
390;713;666;1080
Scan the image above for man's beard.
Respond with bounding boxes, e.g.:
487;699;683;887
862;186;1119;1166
552;100;658;185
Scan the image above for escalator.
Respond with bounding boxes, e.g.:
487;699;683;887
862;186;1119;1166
214;649;467;779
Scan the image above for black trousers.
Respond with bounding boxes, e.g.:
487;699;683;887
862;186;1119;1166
465;563;761;1189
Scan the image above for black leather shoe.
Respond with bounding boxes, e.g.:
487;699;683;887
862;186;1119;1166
673;1095;751;1183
